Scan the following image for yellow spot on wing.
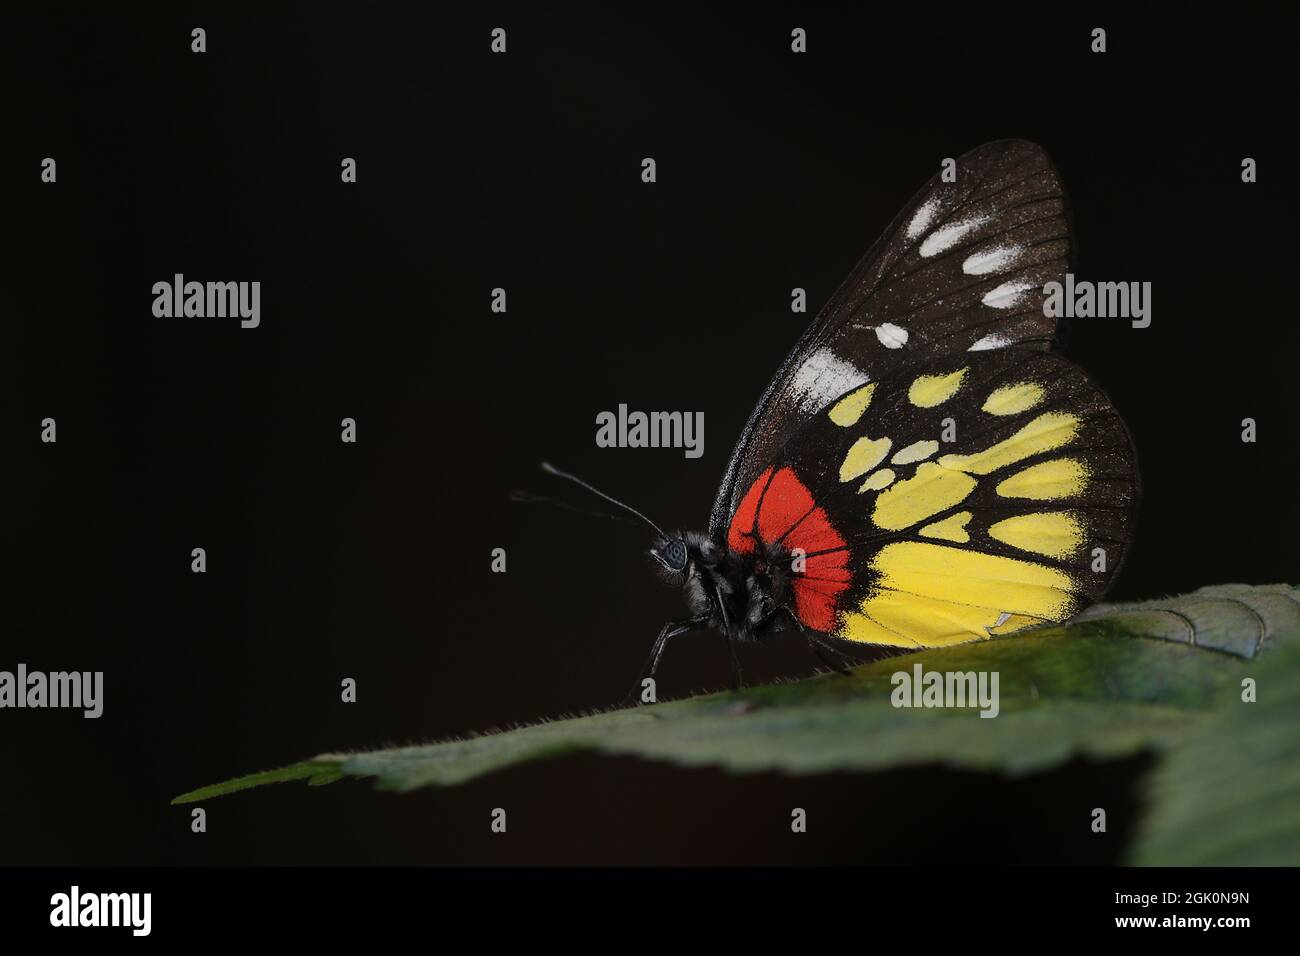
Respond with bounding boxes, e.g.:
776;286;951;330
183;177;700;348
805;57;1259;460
983;382;1045;416
855;591;1003;646
837;610;914;646
996;458;1089;499
840;436;892;482
858;468;896;492
939;412;1080;475
891;439;939;465
828;383;876;427
872;461;976;530
837;595;1046;647
988;511;1084;558
919;511;973;543
908;368;968;407
871;541;1077;621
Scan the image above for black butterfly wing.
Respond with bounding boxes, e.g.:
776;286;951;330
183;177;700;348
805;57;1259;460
722;349;1139;646
711;140;1074;534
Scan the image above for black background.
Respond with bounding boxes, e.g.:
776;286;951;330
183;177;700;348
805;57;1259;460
4;4;1297;865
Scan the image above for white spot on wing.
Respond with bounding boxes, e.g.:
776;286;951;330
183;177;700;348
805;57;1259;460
875;323;908;349
906;199;940;240
968;333;1011;351
962;245;1023;276
919;215;988;258
985;610;1014;637
792;348;870;412
981;280;1035;309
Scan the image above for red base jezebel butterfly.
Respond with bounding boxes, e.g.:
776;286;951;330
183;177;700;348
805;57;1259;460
529;140;1138;695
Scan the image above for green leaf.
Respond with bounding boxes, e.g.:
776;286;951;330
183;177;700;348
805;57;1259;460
171;761;340;804
173;584;1297;804
1131;634;1300;865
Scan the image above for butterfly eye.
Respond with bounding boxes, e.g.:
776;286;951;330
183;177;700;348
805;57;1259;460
660;539;688;571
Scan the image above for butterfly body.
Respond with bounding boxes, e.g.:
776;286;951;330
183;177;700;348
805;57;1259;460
654;530;800;644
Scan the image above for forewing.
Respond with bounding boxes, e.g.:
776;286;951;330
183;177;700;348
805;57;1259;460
712;140;1074;532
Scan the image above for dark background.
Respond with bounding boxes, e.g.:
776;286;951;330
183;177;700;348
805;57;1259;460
4;4;1296;865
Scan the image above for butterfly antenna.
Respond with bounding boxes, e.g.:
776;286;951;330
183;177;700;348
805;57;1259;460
538;461;668;538
508;490;640;525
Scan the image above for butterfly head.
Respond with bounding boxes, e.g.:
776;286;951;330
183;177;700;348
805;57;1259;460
651;536;690;574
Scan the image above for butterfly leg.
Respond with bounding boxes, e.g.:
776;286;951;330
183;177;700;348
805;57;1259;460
808;634;857;676
714;586;743;690
775;606;856;676
624;616;708;706
723;632;742;691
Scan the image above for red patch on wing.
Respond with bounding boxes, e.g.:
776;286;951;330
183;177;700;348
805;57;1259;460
726;467;773;554
725;466;851;632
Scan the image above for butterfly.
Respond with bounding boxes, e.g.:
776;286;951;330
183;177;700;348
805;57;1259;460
534;140;1139;695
